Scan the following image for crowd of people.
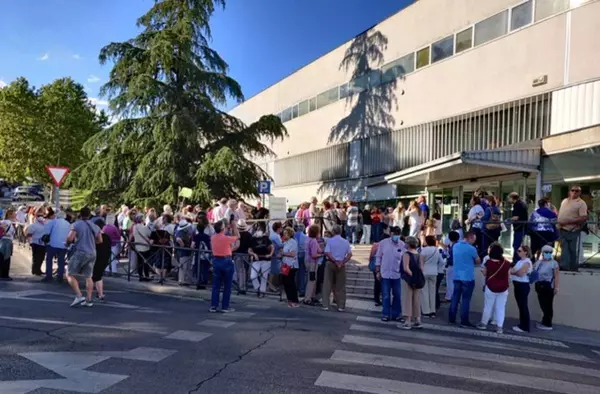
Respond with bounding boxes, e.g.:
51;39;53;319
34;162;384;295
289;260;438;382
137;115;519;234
0;184;589;330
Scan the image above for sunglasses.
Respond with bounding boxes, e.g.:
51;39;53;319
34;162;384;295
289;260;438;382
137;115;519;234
571;189;581;192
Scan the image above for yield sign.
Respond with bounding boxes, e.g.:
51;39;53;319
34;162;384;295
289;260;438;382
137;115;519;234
45;166;70;187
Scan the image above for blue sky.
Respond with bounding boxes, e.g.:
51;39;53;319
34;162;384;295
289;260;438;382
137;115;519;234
0;0;411;111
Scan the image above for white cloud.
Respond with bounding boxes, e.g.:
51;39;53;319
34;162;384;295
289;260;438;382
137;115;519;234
87;74;101;83
0;80;7;89
88;97;109;107
72;54;81;60
39;53;50;61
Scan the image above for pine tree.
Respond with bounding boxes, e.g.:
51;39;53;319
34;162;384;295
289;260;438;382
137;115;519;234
73;0;286;206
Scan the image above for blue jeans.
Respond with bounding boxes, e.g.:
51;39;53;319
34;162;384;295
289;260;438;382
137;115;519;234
381;278;401;319
211;257;234;309
448;280;475;325
296;252;306;294
346;225;357;244
513;228;525;264
195;259;211;286
45;246;67;279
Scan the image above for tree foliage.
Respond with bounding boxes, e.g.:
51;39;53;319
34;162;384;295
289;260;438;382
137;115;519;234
73;0;287;206
0;77;107;183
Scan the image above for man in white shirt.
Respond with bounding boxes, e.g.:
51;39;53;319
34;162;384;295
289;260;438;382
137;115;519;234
323;225;352;312
212;198;228;223
346;202;360;245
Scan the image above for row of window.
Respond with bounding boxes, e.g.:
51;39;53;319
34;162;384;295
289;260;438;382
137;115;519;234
276;0;582;123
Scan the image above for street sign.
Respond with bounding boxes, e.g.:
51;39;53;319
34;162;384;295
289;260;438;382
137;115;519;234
258;180;271;194
45;166;70;187
542;184;552;193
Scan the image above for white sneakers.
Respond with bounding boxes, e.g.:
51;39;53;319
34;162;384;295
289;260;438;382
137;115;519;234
70;296;85;307
70;296;93;307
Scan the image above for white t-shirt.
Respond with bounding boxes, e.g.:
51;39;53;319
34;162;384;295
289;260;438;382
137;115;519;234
511;257;532;283
420;246;442;276
468;205;485;229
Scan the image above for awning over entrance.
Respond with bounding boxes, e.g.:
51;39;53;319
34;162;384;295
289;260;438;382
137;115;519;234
384;147;541;188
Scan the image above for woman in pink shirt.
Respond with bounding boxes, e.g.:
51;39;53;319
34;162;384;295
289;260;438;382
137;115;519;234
302;224;323;305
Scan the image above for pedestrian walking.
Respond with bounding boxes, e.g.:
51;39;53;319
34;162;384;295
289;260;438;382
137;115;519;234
248;224;273;298
346;202;359;245
233;219;252;294
508;192;529;264
466;196;484;258
369;237;385;306
26;210;46;276
533;245;560;330
131;214;153;282
557;185;588;271
281;227;299;307
191;217;211;289
174;218;195;285
400;236;425;329
420;235;443;318
375;227;404;321
66;207;102;307
209;221;239;312
510;245;533;333
322;225;352;312
92;219;112;302
448;231;480;328
477;243;510;333
360;204;372;244
0;224;13;280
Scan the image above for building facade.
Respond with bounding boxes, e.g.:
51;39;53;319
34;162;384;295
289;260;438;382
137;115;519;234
230;0;600;228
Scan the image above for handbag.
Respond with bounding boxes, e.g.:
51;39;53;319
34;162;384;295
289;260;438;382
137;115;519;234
529;262;542;284
280;263;291;276
41;223;53;244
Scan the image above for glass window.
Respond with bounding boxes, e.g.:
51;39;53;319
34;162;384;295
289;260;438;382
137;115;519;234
348;74;369;94
368;69;382;88
511;1;533;31
298;100;309;116
316;87;339;109
416;47;430;69
280;107;292;123
431;35;454;63
535;0;569;21
455;27;473;53
339;83;349;99
291;104;299;119
474;10;508;46
381;53;415;83
308;97;317;112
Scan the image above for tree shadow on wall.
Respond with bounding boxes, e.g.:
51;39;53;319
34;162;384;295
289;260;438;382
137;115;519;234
328;28;398;144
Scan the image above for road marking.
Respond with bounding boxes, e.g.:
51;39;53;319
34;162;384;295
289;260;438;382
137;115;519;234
349;324;592;362
342;335;600;378
314;371;479;394
243;303;272;310
331;350;600;394
217;311;256;318
164;330;212;342
198;319;236;328
355;316;568;348
3;347;176;394
0;316;169;335
593;350;600;356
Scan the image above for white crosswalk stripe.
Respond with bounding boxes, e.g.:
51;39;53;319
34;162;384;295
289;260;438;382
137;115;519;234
314;315;600;394
198;319;236;328
356;316;568;347
163;330;212;342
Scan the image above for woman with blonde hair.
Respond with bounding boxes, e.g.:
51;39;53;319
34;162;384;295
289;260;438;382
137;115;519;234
408;201;422;238
392;202;405;230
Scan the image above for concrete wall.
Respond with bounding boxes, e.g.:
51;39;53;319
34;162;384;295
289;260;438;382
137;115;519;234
471;270;600;331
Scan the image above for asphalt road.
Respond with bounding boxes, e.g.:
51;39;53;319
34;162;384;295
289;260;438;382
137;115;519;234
2;275;600;393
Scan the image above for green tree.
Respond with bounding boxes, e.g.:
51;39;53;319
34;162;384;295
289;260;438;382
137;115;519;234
0;77;105;182
73;0;286;206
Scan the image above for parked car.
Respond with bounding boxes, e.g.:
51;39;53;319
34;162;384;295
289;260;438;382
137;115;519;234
12;186;44;202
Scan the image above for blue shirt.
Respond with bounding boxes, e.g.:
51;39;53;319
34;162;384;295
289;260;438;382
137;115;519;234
44;218;72;250
270;232;283;262
530;208;557;232
452;240;478;281
419;203;430;219
295;231;307;254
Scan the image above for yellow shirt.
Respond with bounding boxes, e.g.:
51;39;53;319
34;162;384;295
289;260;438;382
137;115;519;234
557;198;588;231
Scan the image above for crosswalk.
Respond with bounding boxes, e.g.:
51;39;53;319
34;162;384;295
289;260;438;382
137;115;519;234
314;315;600;394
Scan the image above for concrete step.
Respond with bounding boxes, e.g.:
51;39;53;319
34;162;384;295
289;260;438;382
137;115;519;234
346;284;373;296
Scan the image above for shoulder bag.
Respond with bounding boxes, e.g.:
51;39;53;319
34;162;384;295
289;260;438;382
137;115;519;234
41;221;55;244
484;259;507;292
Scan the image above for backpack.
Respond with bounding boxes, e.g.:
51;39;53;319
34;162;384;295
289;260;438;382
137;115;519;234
485;208;501;230
402;252;426;289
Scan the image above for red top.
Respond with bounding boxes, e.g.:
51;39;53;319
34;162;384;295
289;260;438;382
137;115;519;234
485;258;510;293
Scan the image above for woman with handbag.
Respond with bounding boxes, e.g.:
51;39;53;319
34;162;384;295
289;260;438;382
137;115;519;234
303;225;323;305
477;243;510;333
400;236;425;330
281;227;299;307
533;245;560;330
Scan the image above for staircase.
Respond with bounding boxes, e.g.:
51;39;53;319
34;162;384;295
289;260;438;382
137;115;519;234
346;245;375;300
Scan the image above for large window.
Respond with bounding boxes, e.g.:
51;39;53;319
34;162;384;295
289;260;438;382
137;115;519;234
316;86;339;109
474;10;508;46
368;69;382;88
339;83;349;99
455;27;473;53
511;1;533;31
291;104;299;119
416;47;430;69
298;100;309;116
308;97;317;112
348;74;369;94
280;107;292;123
432;35;454;63
381;53;415;84
535;0;569;21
